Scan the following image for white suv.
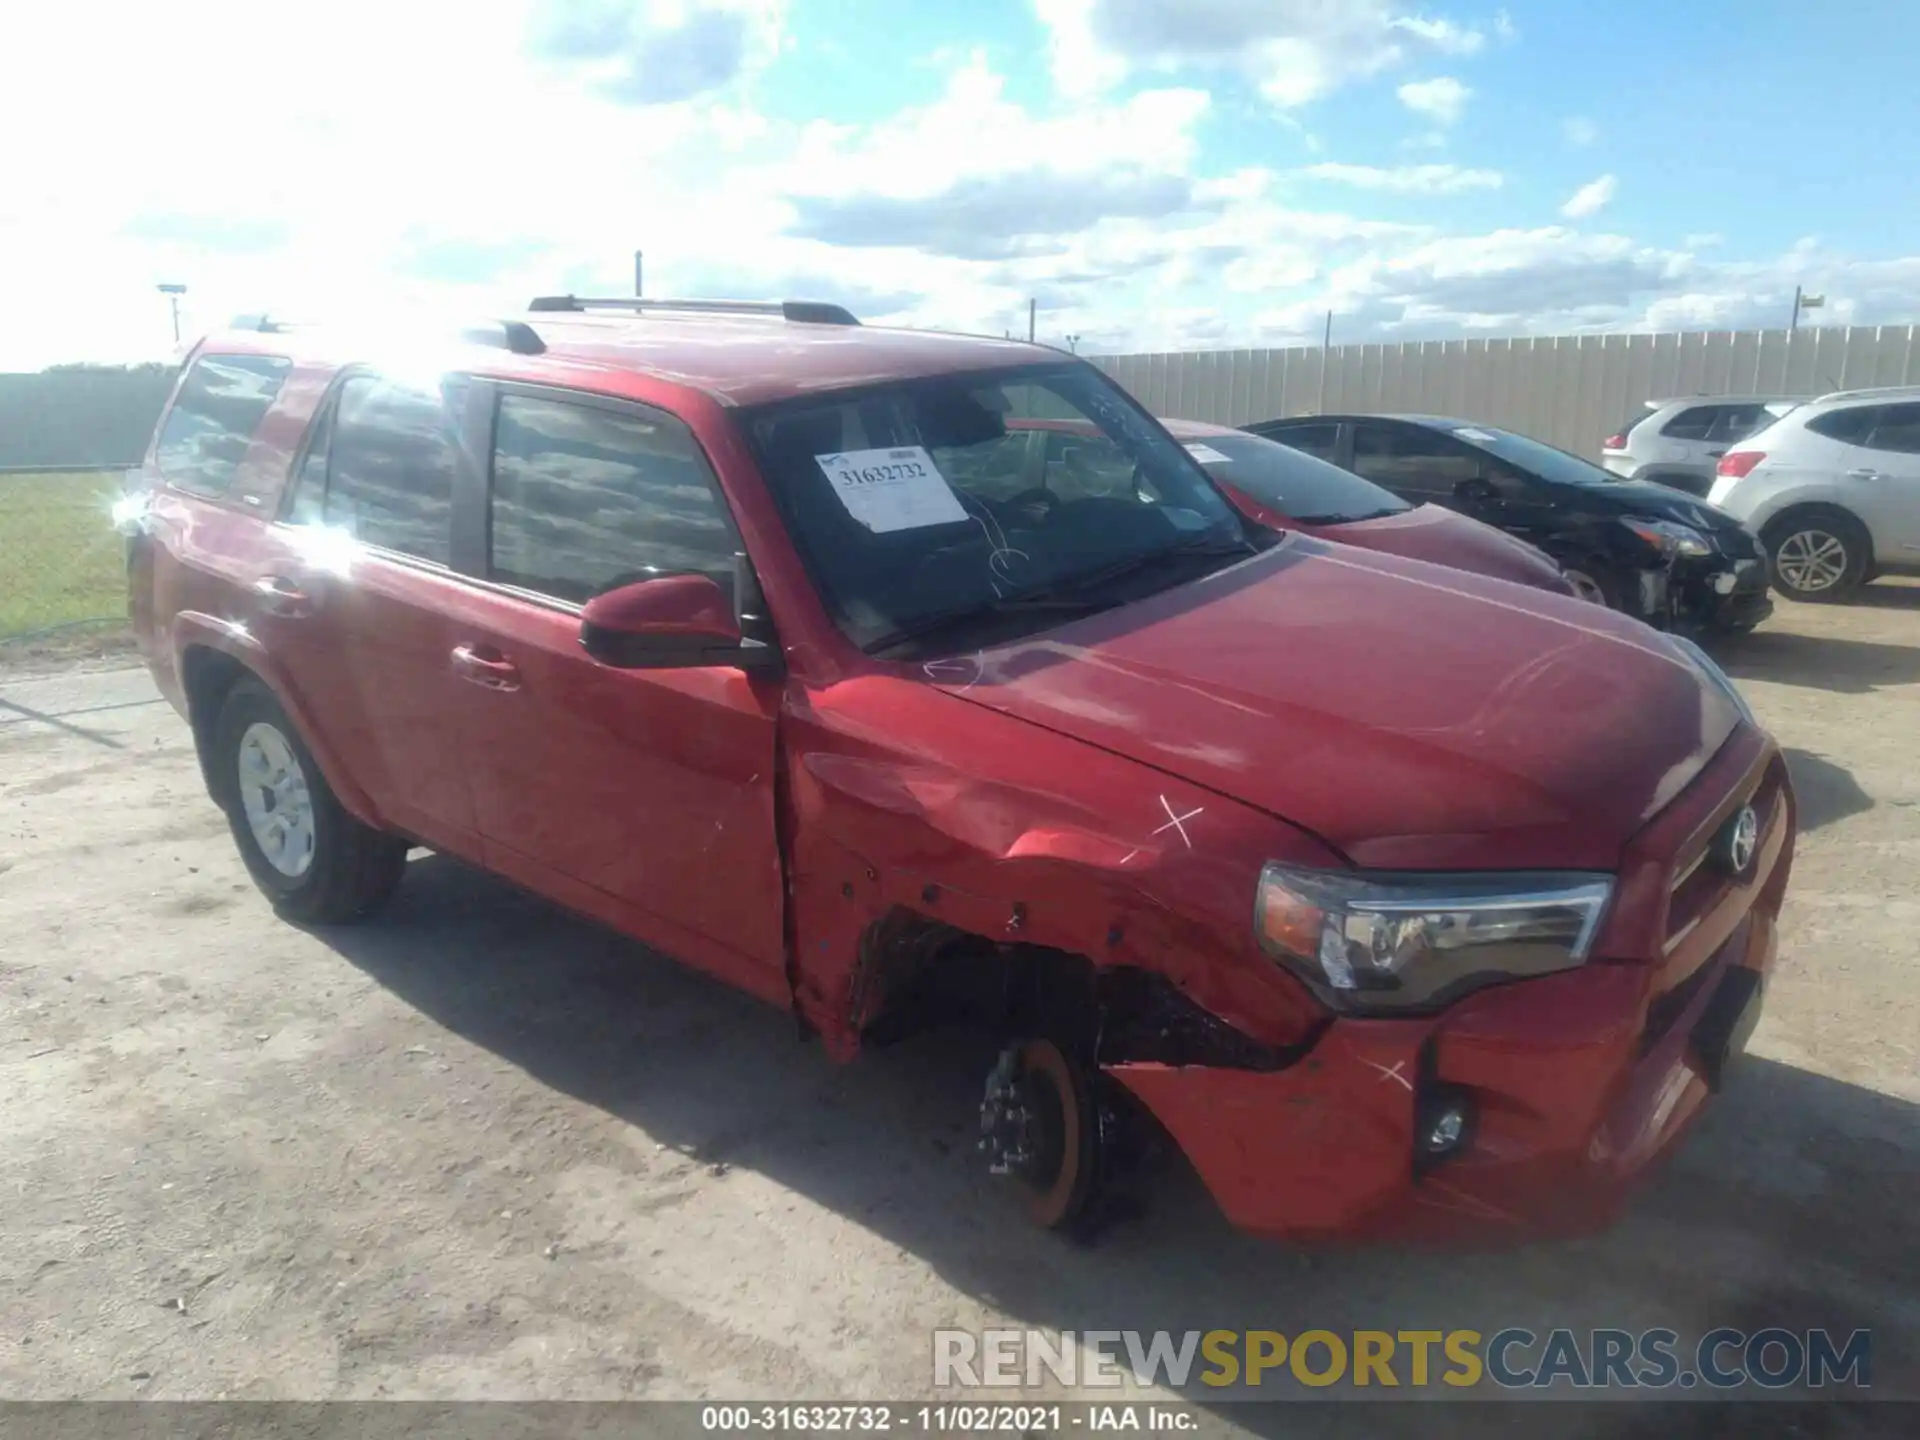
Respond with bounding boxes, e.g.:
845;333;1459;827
1602;396;1801;495
1709;387;1920;600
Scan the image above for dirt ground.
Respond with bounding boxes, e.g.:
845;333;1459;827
2;586;1916;1432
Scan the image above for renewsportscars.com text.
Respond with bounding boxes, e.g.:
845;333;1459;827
933;1327;1872;1391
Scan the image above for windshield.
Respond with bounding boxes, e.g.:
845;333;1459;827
1444;423;1618;487
741;365;1253;654
1181;431;1410;523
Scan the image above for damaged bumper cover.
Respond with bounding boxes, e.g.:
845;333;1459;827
1108;910;1778;1242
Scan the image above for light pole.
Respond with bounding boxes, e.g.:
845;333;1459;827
157;283;187;345
1790;285;1825;332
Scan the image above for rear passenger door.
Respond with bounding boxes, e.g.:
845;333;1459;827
443;383;788;1005
1850;402;1920;558
266;370;484;855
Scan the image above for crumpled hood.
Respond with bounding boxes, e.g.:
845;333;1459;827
929;538;1740;871
1312;504;1573;594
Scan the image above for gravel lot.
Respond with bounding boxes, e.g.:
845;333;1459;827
2;588;1916;1429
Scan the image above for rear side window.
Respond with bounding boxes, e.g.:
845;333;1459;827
1862;402;1920;454
1806;407;1877;445
285;372;468;565
488;393;739;603
1660;405;1720;441
153;354;291;496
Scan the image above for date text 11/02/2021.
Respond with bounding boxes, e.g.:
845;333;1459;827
701;1406;1194;1432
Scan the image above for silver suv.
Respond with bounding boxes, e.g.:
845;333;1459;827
1602;397;1801;496
1707;386;1920;600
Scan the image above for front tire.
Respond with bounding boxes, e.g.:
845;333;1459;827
1763;509;1870;602
213;677;408;924
1555;557;1624;609
980;1038;1105;1231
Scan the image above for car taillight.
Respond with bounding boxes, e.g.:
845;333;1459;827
1717;451;1764;479
1604;434;1627;450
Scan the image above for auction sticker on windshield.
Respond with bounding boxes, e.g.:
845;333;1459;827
817;446;969;533
1184;443;1232;465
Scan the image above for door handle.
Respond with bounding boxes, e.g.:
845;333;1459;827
1845;468;1881;481
1707;449;1726;458
451;644;522;691
252;575;314;618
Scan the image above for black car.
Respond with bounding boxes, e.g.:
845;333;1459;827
1246;413;1772;633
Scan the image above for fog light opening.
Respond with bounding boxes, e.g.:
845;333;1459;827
1413;1088;1475;1174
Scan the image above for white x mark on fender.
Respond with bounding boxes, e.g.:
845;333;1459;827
1151;795;1204;848
1364;1058;1414;1091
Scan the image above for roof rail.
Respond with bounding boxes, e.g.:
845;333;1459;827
225;313;546;357
528;295;861;326
460;320;547;356
1811;383;1920;405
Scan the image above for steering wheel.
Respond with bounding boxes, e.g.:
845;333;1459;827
992;487;1062;525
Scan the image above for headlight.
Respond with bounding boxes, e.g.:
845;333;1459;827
1666;633;1756;726
1255;865;1613;1014
1623;518;1713;557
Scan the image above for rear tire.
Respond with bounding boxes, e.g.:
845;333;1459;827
213;677;408;924
1762;508;1870;602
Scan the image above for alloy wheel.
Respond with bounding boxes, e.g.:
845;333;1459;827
236;721;315;878
1773;529;1849;595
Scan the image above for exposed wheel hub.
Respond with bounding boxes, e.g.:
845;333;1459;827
978;1048;1064;1185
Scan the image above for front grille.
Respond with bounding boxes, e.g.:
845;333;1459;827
1664;758;1785;952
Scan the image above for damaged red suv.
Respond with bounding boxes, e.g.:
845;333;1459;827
124;298;1795;1242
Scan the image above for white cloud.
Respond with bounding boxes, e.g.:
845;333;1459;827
1031;0;1500;108
2;5;1918;370
1562;116;1599;147
1683;232;1726;249
1299;163;1503;194
1560;174;1619;219
1397;76;1471;125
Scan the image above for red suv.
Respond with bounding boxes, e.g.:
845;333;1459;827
124;298;1795;1242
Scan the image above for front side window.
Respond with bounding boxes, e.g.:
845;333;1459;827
1183;431;1409;523
1261;420;1339;459
154;353;291;496
1351;423;1486;498
286;372;467;565
742;365;1251;654
489;393;739;603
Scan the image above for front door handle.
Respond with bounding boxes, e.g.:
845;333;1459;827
252;575;314;618
451;644;522;691
1845;467;1881;481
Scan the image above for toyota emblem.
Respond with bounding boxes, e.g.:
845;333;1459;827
1718;804;1760;877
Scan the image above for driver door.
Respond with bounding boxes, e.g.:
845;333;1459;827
445;381;788;1006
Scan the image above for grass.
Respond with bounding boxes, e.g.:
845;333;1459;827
0;470;130;638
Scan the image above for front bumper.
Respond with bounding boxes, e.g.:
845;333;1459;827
1673;554;1771;632
1109;737;1795;1244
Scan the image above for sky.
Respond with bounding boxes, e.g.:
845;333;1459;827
4;0;1918;370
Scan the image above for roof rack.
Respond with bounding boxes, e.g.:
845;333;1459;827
1811;383;1920;405
528;295;861;327
225;313;546;357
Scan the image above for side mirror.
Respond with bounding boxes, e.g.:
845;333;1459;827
579;573;777;672
1453;476;1499;506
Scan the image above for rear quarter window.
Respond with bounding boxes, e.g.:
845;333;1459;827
153;354;292;497
1805;407;1877;445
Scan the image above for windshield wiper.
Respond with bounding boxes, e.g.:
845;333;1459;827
1032;533;1257;600
864;592;1113;658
